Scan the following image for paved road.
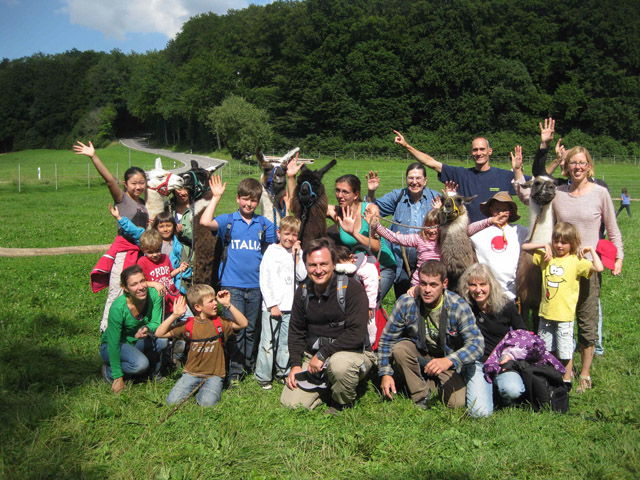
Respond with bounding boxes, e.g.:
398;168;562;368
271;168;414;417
119;137;227;173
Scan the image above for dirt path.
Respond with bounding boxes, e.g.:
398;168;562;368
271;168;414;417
119;137;227;173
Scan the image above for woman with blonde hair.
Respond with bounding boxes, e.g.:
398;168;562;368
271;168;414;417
552;146;623;394
459;263;527;417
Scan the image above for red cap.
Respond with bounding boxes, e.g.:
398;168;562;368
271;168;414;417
596;239;617;271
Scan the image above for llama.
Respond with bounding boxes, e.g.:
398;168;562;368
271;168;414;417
290;159;337;249
257;147;299;226
516;175;557;328
146;157;184;222
438;193;478;294
179;160;223;286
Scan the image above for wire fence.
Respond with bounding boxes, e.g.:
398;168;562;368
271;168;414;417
2;151;639;195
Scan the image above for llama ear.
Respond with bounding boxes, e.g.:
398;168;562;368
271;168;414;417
155;157;163;170
316;159;337;178
256;147;267;167
522;179;533;189
463;195;477;204
190;160;199;169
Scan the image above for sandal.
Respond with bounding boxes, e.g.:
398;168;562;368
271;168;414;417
576;375;592;394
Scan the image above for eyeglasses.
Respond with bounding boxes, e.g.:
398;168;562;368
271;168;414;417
424;226;439;234
335;188;354;196
407;176;425;181
568;161;588;167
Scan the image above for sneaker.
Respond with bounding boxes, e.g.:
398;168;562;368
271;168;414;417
261;383;273;390
101;364;111;384
576;375;592;394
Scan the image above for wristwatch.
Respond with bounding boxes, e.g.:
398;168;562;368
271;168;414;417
315;351;325;362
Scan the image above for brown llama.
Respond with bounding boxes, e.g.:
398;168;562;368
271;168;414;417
438;194;478;294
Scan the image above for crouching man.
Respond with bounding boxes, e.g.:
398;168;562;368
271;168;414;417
281;238;376;413
377;260;484;409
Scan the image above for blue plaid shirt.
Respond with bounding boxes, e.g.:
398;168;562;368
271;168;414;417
377;291;484;376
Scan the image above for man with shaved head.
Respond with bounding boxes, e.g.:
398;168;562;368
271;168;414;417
393;132;527;222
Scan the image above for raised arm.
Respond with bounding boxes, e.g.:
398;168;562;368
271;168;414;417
199;175;226;231
394;130;443;174
74;141;123;202
511;145;524;181
366;170;380;202
286;153;302;203
217;290;248;330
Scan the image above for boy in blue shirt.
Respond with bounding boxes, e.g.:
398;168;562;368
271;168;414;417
200;174;277;382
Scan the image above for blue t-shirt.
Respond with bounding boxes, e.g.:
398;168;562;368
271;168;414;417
439;164;525;222
215;211;276;288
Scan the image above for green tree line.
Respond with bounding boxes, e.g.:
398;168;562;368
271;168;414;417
1;0;639;157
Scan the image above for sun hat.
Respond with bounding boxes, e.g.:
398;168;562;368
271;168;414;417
479;191;520;222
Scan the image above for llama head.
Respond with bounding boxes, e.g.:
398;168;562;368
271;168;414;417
438;193;476;225
256;147;299;198
146;157;184;196
523;175;557;206
180;160;222;201
293;159;337;210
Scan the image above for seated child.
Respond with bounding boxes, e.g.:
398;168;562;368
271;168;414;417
522;222;603;384
137;230;189;316
334;245;379;346
255;216;307;389
155;285;248;407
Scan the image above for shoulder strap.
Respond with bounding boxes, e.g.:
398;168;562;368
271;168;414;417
184;317;195;339
184;316;224;344
336;273;348;315
218;220;234;281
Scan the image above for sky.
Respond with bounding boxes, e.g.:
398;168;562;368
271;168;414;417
0;0;273;60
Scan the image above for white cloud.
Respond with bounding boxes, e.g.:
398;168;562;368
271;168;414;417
61;0;256;41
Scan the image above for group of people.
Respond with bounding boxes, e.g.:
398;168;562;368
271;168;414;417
78;115;624;416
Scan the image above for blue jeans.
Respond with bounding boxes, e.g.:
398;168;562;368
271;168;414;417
166;373;224;407
464;361;525;417
379;266;396;303
255;311;290;384
225;287;262;379
99;336;169;380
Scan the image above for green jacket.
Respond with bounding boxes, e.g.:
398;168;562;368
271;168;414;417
100;288;163;379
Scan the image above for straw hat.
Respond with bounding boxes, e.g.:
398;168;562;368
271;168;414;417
479;191;520;222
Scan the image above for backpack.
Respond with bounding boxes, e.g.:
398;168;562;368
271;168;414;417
184;316;225;344
503;360;570;413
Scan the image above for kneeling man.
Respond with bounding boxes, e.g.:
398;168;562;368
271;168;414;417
377;260;484;409
281;238;375;412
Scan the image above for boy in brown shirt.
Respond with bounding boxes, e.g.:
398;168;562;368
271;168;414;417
155;284;247;406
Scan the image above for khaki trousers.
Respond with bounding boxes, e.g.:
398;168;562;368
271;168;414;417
391;340;466;409
281;350;376;410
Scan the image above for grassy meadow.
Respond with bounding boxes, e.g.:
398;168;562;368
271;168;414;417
0;144;639;479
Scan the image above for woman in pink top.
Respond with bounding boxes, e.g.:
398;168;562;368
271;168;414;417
553;146;623;394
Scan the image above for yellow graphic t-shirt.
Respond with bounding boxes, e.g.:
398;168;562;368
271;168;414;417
533;251;593;322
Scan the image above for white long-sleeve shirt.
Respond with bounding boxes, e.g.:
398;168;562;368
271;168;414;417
260;244;307;312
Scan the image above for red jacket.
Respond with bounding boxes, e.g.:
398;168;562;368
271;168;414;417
90;236;140;293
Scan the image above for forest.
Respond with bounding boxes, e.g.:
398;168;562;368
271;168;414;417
1;0;639;157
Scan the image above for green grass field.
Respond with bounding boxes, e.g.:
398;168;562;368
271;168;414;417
1;145;639;479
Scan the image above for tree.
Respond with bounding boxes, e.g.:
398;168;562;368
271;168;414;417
207;95;273;159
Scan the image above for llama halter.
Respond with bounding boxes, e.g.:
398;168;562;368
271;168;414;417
147;172;175;196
